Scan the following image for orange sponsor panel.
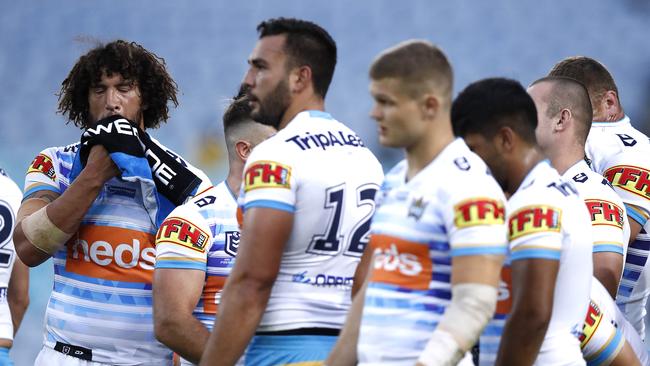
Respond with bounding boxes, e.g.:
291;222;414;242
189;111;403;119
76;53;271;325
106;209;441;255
202;275;227;315
66;225;156;283
369;234;432;290
495;266;512;315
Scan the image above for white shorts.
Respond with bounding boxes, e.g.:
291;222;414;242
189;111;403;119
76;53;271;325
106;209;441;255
34;346;111;366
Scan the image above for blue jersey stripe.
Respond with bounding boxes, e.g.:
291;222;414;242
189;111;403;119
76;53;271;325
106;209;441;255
592;244;624;255
451;246;507;257
53;282;151;306
586;327;624;366
155;260;206;271
510;249;561;261
244;199;295;213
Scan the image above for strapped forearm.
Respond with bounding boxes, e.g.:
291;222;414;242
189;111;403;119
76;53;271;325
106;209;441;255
418;283;497;366
21;203;73;255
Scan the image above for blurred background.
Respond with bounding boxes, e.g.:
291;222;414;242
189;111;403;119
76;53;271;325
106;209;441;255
2;1;650;364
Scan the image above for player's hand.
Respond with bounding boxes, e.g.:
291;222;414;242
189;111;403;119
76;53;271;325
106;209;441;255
85;145;120;183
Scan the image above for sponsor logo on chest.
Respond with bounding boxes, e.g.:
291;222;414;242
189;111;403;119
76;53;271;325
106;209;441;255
369;234;432;290
66;226;156;283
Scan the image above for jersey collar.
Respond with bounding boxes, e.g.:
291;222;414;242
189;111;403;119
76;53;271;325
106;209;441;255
591;115;630;128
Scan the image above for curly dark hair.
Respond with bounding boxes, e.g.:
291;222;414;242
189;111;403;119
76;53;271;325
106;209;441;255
57;40;179;129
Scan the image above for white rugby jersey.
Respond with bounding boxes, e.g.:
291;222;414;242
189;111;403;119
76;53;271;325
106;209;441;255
0;171;22;341
479;161;592;366
358;138;507;366
580;278;649;366
24;140;210;365
585;116;650;338
563;160;630;256
238;110;383;332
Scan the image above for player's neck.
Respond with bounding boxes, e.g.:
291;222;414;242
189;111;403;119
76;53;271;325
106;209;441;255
278;95;325;130
593;109;625;123
547;146;584;175
226;164;244;199
507;147;545;195
405;123;454;181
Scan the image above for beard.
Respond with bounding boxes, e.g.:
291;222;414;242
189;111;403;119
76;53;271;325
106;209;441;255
250;78;291;129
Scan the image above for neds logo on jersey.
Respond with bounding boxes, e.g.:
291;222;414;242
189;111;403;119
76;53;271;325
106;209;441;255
454;197;505;228
369;234;432;290
585;199;624;228
604;165;650;199
28;153;56;180
244;161;291;192
67;226;156;283
509;205;561;240
156;217;209;253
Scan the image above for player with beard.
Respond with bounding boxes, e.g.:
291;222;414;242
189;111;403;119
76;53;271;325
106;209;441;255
199;18;383;366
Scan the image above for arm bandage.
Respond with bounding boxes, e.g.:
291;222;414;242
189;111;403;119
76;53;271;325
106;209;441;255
418;283;498;366
21;204;73;255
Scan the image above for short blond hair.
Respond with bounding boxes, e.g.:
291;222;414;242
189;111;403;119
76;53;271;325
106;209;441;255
370;40;453;105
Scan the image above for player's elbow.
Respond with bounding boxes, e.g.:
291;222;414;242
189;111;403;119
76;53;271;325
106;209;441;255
13;228;40;267
230;271;276;300
9;291;29;313
515;304;551;334
153;311;180;346
593;253;623;298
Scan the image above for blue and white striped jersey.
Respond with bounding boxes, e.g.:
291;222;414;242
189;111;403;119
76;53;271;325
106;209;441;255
24;140;210;365
358;139;507;366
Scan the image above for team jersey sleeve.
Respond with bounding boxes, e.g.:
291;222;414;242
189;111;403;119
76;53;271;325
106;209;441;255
601;153;650;227
155;203;212;271
585;198;627;255
507;201;563;261
23;148;61;198
446;173;508;257
240;144;297;214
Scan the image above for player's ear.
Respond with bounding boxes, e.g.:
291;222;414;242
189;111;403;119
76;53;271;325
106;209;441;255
235;140;253;162
602;90;620;121
290;65;312;94
556;108;571;132
495;126;515;153
421;94;439;120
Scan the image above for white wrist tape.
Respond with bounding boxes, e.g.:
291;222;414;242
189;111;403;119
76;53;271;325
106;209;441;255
21;205;73;255
418;283;497;365
418;328;464;366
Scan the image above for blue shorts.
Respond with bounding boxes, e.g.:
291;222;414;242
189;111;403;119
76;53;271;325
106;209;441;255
0;347;13;366
244;335;337;366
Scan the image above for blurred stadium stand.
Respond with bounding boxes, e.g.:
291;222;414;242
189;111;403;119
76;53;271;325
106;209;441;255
2;1;650;364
